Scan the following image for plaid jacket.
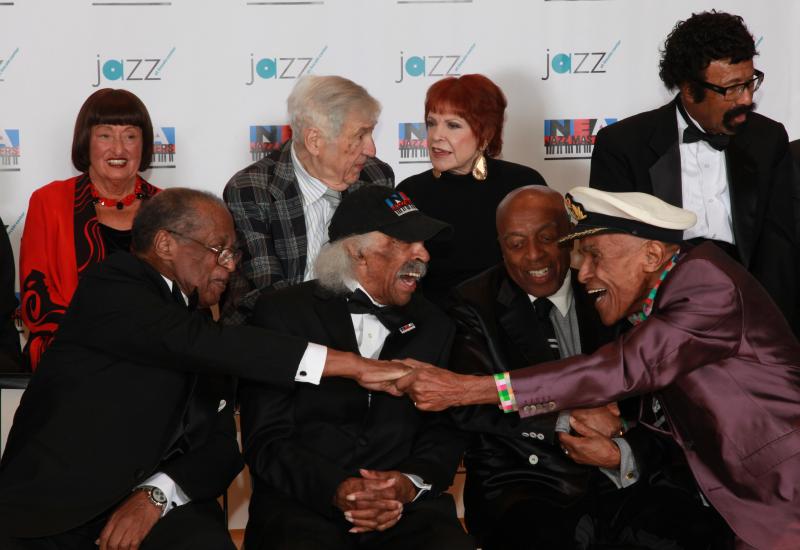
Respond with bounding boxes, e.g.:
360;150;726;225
221;140;394;325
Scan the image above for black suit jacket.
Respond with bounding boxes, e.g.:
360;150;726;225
240;281;466;520
448;267;619;511
0;251;311;537
590;100;800;334
448;266;679;538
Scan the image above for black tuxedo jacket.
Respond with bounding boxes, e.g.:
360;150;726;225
0;251;311;537
240;281;466;520
590;100;800;334
448;267;618;509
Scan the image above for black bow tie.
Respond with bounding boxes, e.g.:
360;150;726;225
675;96;730;151
682;125;730;151
347;289;406;331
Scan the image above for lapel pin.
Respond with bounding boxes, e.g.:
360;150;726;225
399;322;416;334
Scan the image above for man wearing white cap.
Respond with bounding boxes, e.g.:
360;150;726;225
398;187;800;550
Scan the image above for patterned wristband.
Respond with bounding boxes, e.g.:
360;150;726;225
494;372;517;413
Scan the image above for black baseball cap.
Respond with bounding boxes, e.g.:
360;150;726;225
328;186;452;243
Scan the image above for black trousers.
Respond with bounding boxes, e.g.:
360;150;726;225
245;491;475;550
467;476;734;550
1;499;235;550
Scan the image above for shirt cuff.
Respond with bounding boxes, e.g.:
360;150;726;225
137;472;190;516
402;473;432;503
599;437;639;489
295;343;327;385
554;410;572;433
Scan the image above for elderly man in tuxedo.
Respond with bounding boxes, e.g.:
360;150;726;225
240;186;474;550
448;186;722;549
399;187;800;550
222;75;394;325
0;188;406;550
589;11;799;335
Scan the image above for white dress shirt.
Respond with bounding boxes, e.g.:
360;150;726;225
676;107;735;244
291;143;340;281
343;280;432;500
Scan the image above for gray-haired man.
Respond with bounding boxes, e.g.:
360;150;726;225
222;75;395;325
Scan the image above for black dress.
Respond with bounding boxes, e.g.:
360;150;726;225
396;157;547;306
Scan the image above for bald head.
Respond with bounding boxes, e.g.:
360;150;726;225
496;185;569;234
496;185;572;298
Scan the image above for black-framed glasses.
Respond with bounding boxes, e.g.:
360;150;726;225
167;230;242;267
695;69;764;100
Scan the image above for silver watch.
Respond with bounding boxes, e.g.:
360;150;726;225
136;485;168;510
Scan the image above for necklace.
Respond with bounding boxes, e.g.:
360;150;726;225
90;179;145;210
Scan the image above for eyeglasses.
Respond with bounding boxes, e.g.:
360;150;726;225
167;230;242;267
694;69;764;100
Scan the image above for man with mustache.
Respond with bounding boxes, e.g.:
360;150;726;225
398;187;800;549
590;10;800;335
239;186;474;550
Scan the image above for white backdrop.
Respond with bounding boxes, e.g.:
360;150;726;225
2;0;799;284
2;0;799;528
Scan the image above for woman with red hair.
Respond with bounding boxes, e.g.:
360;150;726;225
397;74;547;306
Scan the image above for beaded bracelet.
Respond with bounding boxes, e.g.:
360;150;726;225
494;372;517;413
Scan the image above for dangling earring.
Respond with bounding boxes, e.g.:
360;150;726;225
432;168;441;179
472;150;488;181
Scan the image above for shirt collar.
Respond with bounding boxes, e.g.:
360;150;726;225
529;272;573;317
162;275;187;305
291;141;331;206
675;104;718;148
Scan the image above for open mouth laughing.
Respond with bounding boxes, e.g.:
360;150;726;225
587;287;608;304
397;261;427;291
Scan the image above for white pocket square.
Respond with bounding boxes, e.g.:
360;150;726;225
218;399;227;412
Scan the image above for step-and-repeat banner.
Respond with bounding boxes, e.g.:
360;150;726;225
2;0;799;278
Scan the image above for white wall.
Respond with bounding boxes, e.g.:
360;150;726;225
2;0;798;270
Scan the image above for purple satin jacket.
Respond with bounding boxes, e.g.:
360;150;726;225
512;243;800;549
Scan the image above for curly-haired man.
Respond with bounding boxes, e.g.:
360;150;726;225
589;10;800;337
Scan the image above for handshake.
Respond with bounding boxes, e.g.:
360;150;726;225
326;349;499;412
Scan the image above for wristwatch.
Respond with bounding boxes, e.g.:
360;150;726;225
136;485;168;511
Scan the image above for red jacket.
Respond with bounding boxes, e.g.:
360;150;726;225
19;175;159;369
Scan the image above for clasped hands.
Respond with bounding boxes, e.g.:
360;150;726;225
334;469;417;533
352;356;486;409
358;357;625;469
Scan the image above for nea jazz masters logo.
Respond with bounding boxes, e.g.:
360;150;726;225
544;118;616;160
250;125;292;162
398;123;428;164
151;126;176;169
0;129;20;171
